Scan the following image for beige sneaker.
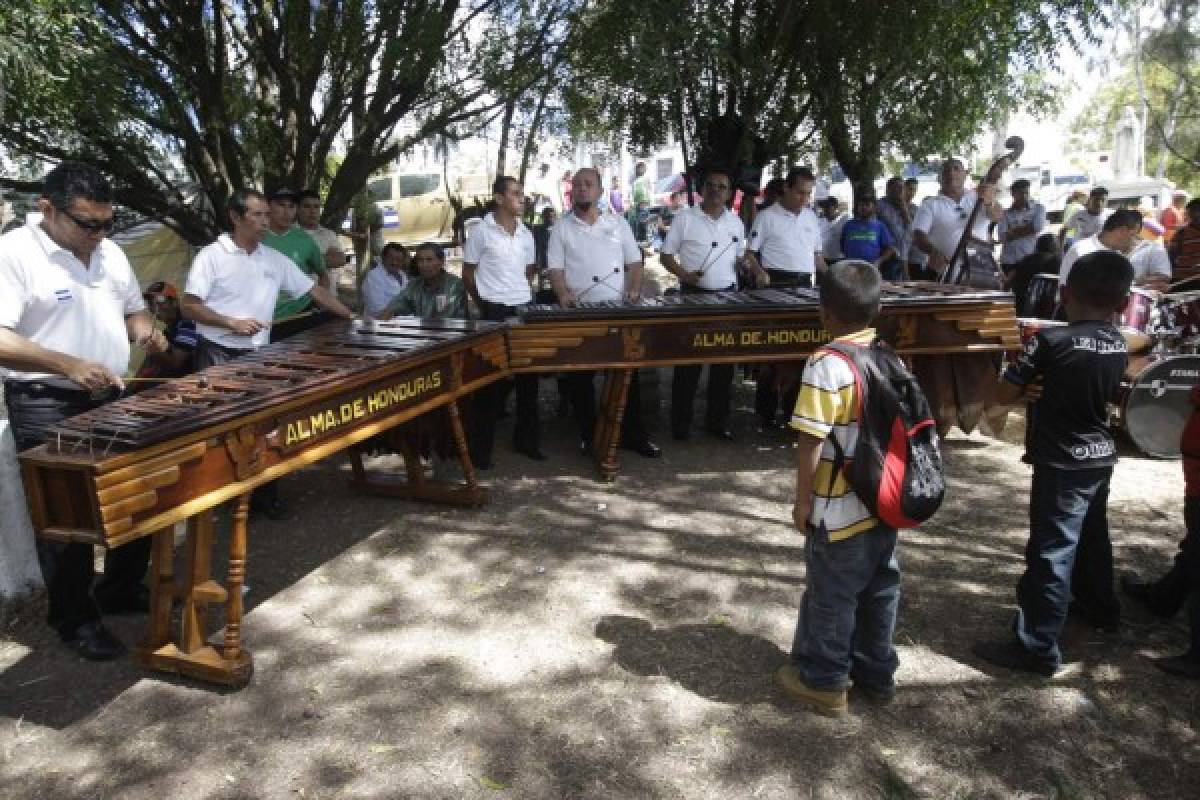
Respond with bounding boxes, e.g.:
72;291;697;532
775;664;848;717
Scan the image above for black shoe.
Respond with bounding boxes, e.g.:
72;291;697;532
61;621;125;661
971;639;1060;677
95;585;151;616
1068;602;1120;632
514;443;548;461
1153;654;1200;680
1121;574;1174;618
704;426;735;441
622;439;662;458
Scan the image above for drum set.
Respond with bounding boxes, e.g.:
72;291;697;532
1016;273;1200;458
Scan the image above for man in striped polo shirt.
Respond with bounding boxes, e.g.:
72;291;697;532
774;259;900;717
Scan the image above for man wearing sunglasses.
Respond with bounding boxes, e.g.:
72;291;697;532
0;161;169;661
660;167;761;442
912;158;1002;280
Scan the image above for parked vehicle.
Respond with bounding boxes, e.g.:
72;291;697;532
367;171;491;244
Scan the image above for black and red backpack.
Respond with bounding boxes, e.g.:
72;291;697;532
820;338;945;529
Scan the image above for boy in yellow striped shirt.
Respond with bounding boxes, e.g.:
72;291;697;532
775;259;899;716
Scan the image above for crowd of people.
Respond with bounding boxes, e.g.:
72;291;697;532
0;160;1196;711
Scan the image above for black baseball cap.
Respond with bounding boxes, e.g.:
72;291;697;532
268;187;298;202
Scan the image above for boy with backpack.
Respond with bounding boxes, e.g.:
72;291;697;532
973;250;1133;677
776;259;944;716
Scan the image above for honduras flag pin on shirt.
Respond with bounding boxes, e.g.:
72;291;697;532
54;288;73;304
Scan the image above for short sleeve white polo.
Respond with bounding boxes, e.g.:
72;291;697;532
998;202;1047;265
1130;241;1171;283
0;222;144;385
1057;235;1110;299
661;205;746;290
547;211;642;302
747;203;822;275
1066;208;1111;241
463;212;536;306
913;190;991;262
361;265;407;317
185;234;314;350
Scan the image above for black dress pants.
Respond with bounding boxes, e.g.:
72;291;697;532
564;370;650;446
671;284;735;434
5;380;151;637
755;271;812;425
470;300;540;463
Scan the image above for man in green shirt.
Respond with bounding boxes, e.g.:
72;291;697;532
629;161;653;242
265;187;328;320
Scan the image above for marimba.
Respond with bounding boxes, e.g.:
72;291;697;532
19;318;508;685
511;281;1020;477
17;282;1017;686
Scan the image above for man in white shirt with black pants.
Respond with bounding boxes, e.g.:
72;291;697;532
462;175;542;467
182;188;353;518
661;167;765;441
0;162;169;661
744;166;825;430
548;167;661;458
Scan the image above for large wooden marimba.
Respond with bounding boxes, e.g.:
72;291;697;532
19;318;508;685
17;281;1017;686
511;281;1020;478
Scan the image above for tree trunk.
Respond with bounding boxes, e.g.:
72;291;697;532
518;85;551;185
495;99;516;178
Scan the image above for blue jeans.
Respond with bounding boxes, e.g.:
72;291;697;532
1015;465;1118;667
790;522;900;690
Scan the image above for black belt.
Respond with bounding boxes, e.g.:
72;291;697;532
3;378;94;401
197;338;254;357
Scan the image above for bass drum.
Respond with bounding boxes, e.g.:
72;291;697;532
1120;355;1200;458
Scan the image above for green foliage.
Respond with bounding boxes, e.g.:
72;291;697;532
0;1;538;244
1072;7;1200;191
568;0;1113;184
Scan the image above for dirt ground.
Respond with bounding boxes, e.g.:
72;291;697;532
0;370;1197;800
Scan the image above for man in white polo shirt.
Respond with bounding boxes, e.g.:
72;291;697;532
463;175;542;468
0;161;169;661
182;188;352;518
661;167;762;441
745;167;825;288
912;157;1002;284
744;166;825;430
1059;209;1147;294
548;167;661;458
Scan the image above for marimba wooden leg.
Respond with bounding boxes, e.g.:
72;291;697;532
142;526;175;651
137;506;253;687
594;369;632;482
222;495;250;667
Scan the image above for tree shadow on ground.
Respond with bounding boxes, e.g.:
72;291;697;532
1;383;1198;799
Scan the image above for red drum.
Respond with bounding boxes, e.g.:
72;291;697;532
1024;273;1060;320
1161;291;1200;339
1112;287;1159;335
1117;355;1200;458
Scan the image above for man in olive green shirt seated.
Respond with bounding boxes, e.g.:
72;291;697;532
376;242;468;320
265;187;328;320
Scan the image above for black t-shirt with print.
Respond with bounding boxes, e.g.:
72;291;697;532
1003;319;1127;469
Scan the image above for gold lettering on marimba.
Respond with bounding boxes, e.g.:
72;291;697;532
689;328;830;349
284;369;444;447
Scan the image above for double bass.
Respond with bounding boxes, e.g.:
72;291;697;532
941;136;1025;289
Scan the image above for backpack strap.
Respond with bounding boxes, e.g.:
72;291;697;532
815;341;868;497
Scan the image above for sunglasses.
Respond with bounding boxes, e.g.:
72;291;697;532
60;207;116;233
